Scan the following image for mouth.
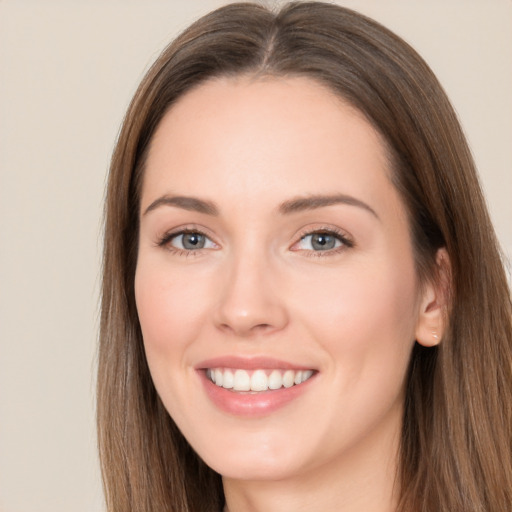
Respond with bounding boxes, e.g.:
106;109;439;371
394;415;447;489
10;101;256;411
205;368;315;392
197;357;318;416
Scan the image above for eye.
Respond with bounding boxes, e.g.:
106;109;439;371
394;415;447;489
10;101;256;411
298;232;341;251
160;230;217;252
292;230;352;253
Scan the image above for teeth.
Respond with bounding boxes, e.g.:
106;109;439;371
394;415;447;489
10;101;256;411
250;369;268;392
268;370;283;390
222;369;234;389
233;369;251;391
302;369;313;381
282;370;294;388
207;368;314;392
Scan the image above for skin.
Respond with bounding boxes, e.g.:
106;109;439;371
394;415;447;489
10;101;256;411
135;76;444;512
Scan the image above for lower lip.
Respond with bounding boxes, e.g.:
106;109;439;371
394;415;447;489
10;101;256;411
198;371;316;417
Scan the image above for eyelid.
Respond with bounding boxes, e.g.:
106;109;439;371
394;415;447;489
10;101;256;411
290;225;354;254
156;224;219;251
155;223;353;256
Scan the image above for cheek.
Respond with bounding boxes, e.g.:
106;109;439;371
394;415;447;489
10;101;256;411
134;261;214;428
134;262;210;358
294;260;419;435
293;258;419;369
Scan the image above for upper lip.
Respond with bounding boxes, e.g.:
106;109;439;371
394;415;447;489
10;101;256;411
195;356;316;371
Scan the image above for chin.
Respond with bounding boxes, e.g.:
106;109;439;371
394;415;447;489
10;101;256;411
206;451;301;482
187;423;309;481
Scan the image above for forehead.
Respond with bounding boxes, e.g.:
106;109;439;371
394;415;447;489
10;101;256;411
142;75;397;215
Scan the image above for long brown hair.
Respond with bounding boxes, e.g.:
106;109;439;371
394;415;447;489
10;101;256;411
97;3;512;511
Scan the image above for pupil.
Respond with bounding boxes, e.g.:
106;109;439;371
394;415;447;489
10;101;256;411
183;233;205;250
312;233;335;250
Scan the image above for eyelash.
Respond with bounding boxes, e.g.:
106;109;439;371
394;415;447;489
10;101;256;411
157;227;214;257
293;226;354;258
157;226;354;257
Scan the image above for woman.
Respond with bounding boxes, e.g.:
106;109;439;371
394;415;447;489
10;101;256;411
97;2;512;511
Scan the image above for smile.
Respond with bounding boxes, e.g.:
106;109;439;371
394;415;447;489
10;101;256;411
206;368;315;392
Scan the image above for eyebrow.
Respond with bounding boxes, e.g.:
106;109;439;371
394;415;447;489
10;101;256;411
278;194;379;219
143;193;378;219
143;195;219;216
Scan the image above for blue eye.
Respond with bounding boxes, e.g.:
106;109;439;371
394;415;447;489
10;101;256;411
167;231;216;251
296;232;347;251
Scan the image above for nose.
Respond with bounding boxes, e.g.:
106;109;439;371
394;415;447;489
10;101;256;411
213;252;289;337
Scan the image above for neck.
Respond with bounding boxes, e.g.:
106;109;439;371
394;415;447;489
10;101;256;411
222;423;401;512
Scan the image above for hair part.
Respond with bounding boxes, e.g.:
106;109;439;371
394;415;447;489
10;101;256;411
98;3;512;511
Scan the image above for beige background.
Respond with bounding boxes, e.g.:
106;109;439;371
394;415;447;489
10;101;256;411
0;1;510;511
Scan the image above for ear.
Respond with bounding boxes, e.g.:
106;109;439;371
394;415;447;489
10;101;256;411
415;248;451;347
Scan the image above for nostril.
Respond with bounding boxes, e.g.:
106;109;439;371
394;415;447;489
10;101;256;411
217;321;273;336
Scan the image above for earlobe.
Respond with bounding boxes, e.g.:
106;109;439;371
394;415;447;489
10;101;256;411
415;248;451;347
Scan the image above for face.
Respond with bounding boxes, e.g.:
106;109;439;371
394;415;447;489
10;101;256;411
135;76;428;483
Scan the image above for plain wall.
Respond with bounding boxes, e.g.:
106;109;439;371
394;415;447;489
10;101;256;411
0;1;510;511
